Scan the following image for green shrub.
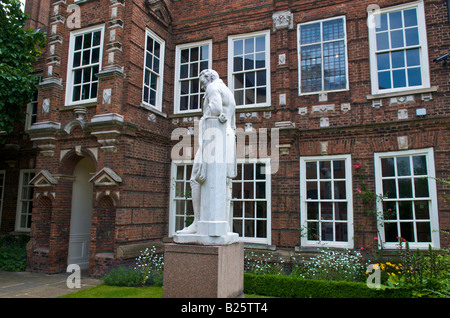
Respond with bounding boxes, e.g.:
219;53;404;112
103;246;164;287
103;266;144;287
0;235;29;272
244;273;413;298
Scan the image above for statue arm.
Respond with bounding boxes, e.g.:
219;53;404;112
205;85;223;117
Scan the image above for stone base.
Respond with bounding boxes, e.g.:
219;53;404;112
163;242;244;298
173;231;239;245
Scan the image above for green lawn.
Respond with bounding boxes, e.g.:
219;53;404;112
61;284;163;298
60;284;271;298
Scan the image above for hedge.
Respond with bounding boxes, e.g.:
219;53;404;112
244;273;414;298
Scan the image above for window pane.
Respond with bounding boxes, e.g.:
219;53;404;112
390;30;404;48
190;47;199;62
397;157;411;176
307;222;319;240
306;162;317;179
377;53;390;70
404;9;418;27
234;40;243;55
406;49;420;66
393;69;406;88
319;161;331;179
307;202;319;220
323;18;344;41
255;36;265;52
400;222;414;242
415;201;429;219
385;223;398;242
322;222;333;241
83;33;92;49
389;11;403;29
376;32;389;50
381;158;395;176
301;22;321;45
234;56;243;72
201;45;209;60
407;68;422;86
335;223;348;241
255;182;265;199
244;38;254;54
376;13;388;32
391;51;405;68
256;201;267;218
334;181;346;199
414;178;429;197
320;181;332;199
413;156;427;175
378;71;391;89
335;202;347;220
73;52;81;67
416;222;431;242
321;202;333;220
333;161;345;179
75;35;83;50
306;181;318;199
405;28;419;46
398;178;412;198
399;201;413;219
383;179;397;198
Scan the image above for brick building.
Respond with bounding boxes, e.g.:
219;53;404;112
0;0;449;275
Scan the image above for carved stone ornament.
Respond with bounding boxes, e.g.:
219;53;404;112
272;11;293;31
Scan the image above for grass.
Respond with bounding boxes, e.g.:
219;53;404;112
60;283;272;298
61;284;163;298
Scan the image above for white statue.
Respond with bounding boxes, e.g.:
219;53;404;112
175;69;238;245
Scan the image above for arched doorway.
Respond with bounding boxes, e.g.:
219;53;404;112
67;157;95;269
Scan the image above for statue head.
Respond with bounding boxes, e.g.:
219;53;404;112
199;69;219;90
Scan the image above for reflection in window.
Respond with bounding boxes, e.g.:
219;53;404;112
370;3;428;92
301;156;352;247
378;153;433;244
230;32;270;107
176;43;210;112
298;17;348;93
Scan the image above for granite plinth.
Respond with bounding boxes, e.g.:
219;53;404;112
163;242;244;298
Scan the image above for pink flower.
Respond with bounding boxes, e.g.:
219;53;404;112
360;247;364;250
374;237;378;240
354;164;362;169
356;188;362;194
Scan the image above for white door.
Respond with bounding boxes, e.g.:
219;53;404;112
68;157;95;270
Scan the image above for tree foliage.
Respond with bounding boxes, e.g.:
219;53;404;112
0;0;46;133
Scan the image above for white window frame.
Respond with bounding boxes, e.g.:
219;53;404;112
174;40;212;114
65;25;105;106
374;148;440;250
15;169;35;232
300;154;354;248
142;29;165;112
228;30;271;109
368;1;430;96
0;170;5;230
26;75;42;130
169;158;272;245
297;16;349;95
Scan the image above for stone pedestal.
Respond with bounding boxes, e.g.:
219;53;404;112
163;242;244;298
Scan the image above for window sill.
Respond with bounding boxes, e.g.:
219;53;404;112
235;105;275;113
59;102;97;111
139;102;167;118
367;86;438;100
